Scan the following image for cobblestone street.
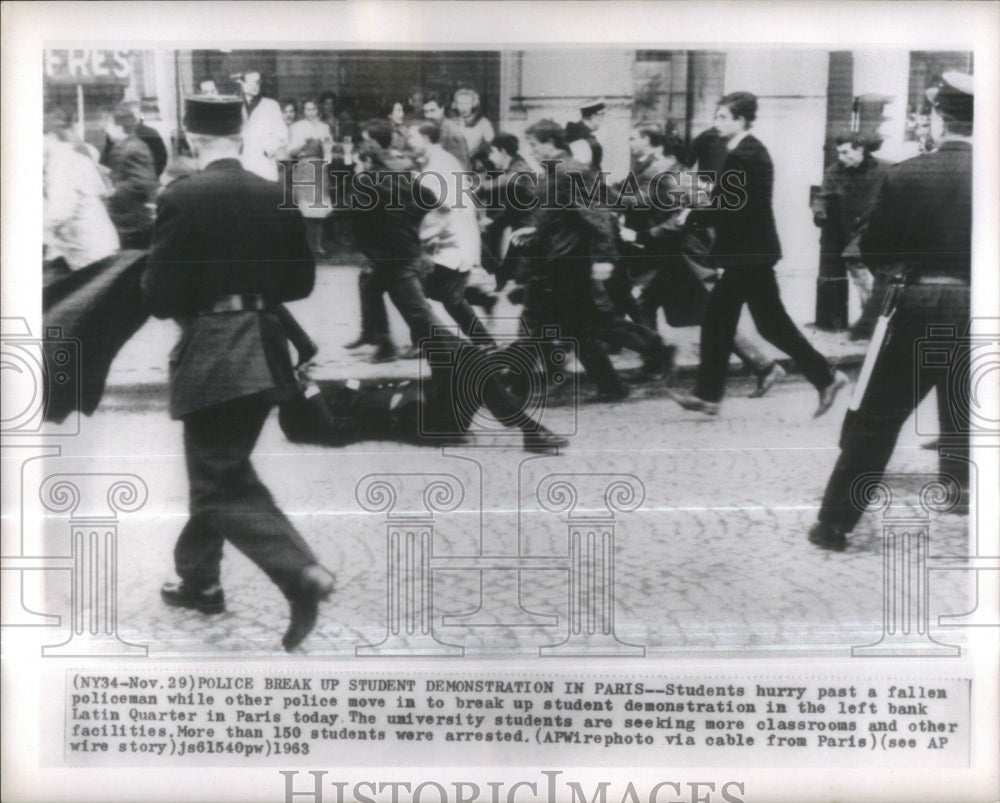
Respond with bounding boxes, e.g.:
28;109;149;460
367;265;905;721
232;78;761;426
31;361;974;660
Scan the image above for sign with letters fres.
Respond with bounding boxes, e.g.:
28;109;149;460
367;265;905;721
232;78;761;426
44;50;132;85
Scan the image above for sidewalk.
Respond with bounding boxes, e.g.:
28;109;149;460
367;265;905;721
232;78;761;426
103;261;870;404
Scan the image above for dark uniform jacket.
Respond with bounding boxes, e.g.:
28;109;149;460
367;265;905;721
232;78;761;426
860;141;971;281
692;133;782;269
141;158;316;419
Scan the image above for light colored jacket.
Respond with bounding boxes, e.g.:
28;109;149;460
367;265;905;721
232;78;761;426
241;97;288;182
44;140;120;269
416;147;481;272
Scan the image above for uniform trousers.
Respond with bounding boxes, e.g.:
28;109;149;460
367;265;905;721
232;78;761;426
176;394;316;595
818;284;970;532
697;263;834;402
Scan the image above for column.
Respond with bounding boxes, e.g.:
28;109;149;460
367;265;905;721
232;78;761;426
39;474;149;657
537;473;646;657
355;474;464;657
851;473;961;657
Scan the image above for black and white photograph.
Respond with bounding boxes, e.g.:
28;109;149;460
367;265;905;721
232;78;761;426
2;2;998;802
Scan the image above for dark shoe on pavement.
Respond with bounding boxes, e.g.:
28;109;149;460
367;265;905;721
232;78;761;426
808;521;847;552
370;343;397;363
640;344;677;382
161;581;226;615
814;370;849;418
666;388;720;416
344;335;374;350
400;345;421;360
523;426;569;454
585;385;631;404
749;362;786;398
282;565;336;652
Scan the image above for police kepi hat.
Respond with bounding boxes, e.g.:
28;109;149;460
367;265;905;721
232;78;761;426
926;71;973;123
580;98;606;117
183;94;243;136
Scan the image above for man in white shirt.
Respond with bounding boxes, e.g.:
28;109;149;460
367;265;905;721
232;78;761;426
235;70;288;182
407;120;491;343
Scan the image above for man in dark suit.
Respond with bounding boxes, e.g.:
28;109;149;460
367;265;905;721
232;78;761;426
141;95;335;651
668;91;847;416
811;131;891;337
101;102;168;179
809;72;973;551
104;104;159;249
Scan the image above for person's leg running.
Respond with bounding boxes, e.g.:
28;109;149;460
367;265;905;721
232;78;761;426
695;269;747;403
743;266;834;391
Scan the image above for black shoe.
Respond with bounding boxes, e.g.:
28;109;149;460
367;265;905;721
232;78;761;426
523;426;569;453
641;344;677;381
282;565;336;652
585;385;631;404
814;371;849;418
344;335;374;350
161;582;226;615
370;343;397;363
665;388;720;415
808;522;848;552
749;363;786;398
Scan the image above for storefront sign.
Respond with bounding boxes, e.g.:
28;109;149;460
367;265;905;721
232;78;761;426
44;50;132;85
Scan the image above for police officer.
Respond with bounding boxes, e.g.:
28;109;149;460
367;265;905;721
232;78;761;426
809;72;973;551
141;95;335;649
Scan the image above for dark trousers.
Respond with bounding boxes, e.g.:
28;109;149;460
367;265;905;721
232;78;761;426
819;286;970;532
519;279;627;396
176;395;316;596
697;264;834;402
357;266;393;346
603;262;644;323
425;264;492;342
368;259;441;348
640;261;773;376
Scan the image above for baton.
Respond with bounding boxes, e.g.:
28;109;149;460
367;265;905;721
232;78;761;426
847;281;903;412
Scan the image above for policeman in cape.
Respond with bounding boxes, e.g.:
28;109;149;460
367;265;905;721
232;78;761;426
141;94;335;649
809;71;974;551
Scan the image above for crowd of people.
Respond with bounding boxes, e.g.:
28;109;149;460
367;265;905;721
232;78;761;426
41;67;973;648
